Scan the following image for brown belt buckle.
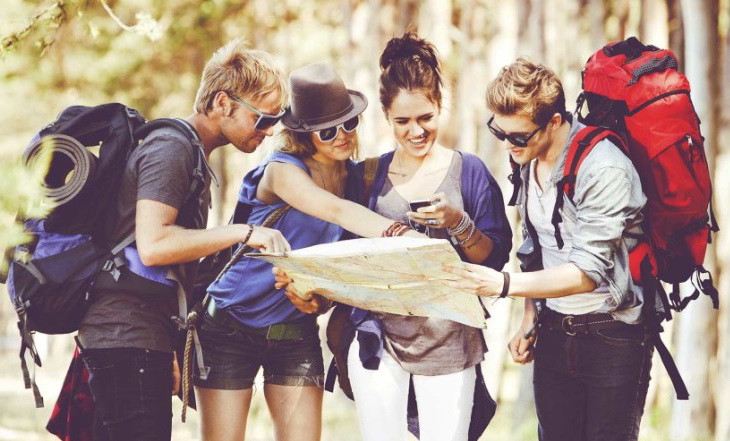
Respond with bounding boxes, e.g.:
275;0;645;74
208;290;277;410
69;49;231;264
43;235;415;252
562;315;577;336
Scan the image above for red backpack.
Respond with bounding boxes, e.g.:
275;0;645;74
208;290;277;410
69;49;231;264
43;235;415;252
569;37;719;399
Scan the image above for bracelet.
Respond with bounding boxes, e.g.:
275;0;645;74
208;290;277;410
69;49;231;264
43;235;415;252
382;221;412;237
457;220;476;245
242;224;254;245
447;212;470;236
500;271;510;298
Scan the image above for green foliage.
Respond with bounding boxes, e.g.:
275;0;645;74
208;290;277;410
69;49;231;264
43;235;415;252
0;146;52;273
1;0;68;58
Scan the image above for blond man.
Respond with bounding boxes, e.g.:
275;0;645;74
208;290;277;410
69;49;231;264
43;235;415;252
447;58;652;441
77;39;291;441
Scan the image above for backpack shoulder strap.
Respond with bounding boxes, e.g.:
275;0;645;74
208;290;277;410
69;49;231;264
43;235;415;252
135;118;200;144
551;126;625;249
136;118;217;211
507;155;523;207
362;157;380;207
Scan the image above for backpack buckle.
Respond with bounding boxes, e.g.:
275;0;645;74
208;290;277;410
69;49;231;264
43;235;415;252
101;259;122;281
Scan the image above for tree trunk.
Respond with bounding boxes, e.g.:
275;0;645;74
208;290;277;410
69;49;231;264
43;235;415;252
713;6;730;441
481;0;521;411
640;0;669;47
670;1;719;440
586;0;605;53
667;0;685;71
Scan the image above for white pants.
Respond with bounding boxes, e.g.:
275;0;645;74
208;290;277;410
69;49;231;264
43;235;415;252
347;338;476;441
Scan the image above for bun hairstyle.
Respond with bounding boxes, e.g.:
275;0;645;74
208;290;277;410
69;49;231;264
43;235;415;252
379;32;443;111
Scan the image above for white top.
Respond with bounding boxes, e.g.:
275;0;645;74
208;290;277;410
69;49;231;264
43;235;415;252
527;164;613;315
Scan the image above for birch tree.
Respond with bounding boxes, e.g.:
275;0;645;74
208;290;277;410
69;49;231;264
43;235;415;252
671;1;720;440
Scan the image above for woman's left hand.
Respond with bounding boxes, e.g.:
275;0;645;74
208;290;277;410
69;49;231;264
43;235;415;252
442;262;504;297
407;192;463;230
284;289;331;314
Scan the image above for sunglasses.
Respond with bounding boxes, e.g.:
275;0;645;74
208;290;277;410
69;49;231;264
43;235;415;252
228;94;285;131
487;115;547;147
315;117;359;143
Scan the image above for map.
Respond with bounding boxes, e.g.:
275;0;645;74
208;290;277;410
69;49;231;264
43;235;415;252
247;237;488;328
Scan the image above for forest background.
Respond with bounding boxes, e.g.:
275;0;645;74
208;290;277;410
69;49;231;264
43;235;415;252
1;0;729;440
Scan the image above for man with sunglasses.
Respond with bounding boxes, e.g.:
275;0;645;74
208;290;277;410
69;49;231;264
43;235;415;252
446;58;652;441
77;39;291;441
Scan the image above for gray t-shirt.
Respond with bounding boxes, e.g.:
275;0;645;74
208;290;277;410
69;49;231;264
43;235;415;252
375;153;487;376
79;127;211;353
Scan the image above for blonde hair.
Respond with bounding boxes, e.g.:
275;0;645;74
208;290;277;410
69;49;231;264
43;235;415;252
194;39;288;114
277;127;360;160
486;57;566;125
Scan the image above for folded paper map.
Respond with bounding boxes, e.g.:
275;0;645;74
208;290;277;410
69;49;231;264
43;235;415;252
247;237;488;328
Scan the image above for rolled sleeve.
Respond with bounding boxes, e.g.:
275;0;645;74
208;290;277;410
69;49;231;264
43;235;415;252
472;181;512;270
568;166;642;285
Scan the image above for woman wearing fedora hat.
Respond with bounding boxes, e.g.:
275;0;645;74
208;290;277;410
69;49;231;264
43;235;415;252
334;32;513;441
193;62;422;441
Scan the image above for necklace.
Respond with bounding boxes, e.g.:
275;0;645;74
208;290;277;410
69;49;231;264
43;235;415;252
389;148;446;178
312;160;344;197
388;149;408;178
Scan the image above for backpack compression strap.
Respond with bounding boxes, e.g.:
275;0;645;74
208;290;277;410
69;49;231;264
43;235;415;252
552;126;626;249
639;255;690;400
362;157;380;207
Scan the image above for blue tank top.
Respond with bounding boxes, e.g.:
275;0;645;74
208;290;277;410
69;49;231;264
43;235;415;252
207;152;346;327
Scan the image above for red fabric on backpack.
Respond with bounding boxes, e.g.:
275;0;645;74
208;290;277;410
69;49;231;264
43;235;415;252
578;37;714;284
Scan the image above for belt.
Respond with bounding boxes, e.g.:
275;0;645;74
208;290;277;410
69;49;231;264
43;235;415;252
539;310;633;336
206;300;317;340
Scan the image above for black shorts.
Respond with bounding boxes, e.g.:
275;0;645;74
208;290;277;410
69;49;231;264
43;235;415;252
193;311;325;390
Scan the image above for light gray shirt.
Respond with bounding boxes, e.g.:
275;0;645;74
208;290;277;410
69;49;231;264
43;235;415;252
516;118;649;323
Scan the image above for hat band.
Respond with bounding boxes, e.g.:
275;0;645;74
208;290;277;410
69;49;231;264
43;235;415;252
294;101;354;129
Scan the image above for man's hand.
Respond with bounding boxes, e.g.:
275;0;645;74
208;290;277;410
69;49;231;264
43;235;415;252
507;321;537;364
245;226;291;254
442;262;504;297
171;353;181;395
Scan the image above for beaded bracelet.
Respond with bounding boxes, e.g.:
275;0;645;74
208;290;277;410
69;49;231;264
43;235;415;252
447;212;471;236
382;221;412;237
457;220;476;245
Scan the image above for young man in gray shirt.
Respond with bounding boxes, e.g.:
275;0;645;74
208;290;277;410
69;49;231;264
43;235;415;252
446;58;653;441
77;39;291;441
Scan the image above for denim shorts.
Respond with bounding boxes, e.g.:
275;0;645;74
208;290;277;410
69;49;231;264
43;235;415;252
192;311;325;390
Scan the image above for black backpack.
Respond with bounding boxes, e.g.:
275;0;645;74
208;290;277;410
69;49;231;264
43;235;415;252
3;103;209;407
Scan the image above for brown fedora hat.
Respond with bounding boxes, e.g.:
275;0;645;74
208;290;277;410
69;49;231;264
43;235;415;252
281;63;367;132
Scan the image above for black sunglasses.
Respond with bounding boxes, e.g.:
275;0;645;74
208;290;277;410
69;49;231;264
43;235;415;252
316;117;359;142
228;94;285;131
487;115;547;147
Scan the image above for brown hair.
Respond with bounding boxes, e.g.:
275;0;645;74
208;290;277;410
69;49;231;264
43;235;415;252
379;32;443;111
277;125;360;159
485;57;566;125
193;38;288;115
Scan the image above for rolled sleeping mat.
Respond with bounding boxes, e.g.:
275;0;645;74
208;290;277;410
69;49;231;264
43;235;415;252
23;134;97;207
